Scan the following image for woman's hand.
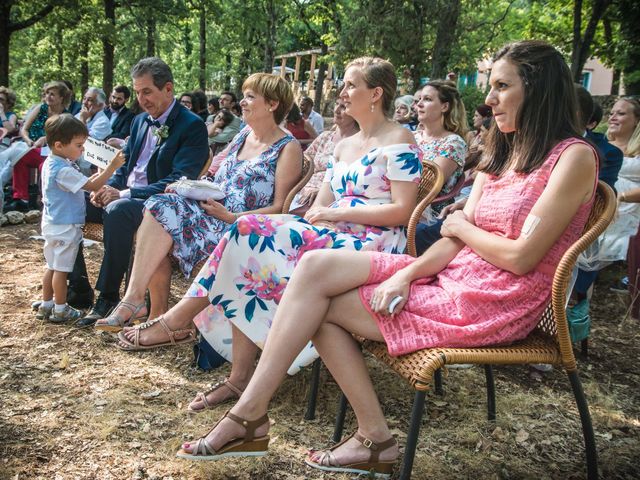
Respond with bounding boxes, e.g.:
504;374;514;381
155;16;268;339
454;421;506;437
165;182;177;194
438;198;467;219
200;198;234;223
304;205;341;224
298;189;318;207
440;210;471;238
33;136;47;148
369;271;411;316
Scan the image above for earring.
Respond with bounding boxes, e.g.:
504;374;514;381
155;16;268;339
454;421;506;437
370;103;375;112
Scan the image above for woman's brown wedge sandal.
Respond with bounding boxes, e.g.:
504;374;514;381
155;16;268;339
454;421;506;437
187;378;244;413
176;410;270;461
305;431;397;478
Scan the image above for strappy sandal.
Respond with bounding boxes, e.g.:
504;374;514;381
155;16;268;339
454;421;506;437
115;316;196;351
188;378;244;413
305;431;397;479
176;410;270;461
94;300;147;333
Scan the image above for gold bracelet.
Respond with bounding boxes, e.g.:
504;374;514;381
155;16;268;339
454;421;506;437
620;192;627;202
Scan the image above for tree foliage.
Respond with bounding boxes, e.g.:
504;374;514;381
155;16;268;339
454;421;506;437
2;0;636;113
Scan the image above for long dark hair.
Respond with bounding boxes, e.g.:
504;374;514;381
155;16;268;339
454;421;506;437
478;40;581;175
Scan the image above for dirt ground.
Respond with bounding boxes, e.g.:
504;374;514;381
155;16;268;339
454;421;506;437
1;222;639;480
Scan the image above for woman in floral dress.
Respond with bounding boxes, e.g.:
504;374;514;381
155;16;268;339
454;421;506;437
96;73;302;329
288;99;359;215
414;80;468;222
118;57;421;410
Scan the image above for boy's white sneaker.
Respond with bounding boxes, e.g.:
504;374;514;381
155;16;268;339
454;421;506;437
35;304;53;321
49;305;83;324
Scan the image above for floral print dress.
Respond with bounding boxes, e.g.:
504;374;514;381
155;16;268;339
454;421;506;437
187;143;422;374
415;132;467;223
145;128;294;277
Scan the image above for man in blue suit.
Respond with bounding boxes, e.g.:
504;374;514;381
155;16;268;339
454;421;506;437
72;57;209;325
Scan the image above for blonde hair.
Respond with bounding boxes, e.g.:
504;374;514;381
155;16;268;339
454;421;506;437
608;97;640;156
424;80;468;138
345;57;397;117
242;73;293;124
43;81;71;108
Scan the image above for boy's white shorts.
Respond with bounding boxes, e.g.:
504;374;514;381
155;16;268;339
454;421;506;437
42;224;83;273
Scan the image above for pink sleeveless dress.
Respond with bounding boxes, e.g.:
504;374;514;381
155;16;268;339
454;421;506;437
360;137;597;356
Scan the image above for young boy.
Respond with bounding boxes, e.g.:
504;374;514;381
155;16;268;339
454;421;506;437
36;114;125;323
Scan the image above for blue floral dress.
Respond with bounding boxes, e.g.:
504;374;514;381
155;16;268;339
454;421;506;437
415;132;467;224
186;143;422;374
145;128;294;277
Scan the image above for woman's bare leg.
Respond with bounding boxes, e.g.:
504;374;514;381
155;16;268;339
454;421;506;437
99;212;173;324
188;325;259;410
124;211;173;302
181;249;383;452
307;292;398;464
119;295;209;346
147;256;172;319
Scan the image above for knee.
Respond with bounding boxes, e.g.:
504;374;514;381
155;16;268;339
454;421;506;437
296;250;334;278
104;199;144;227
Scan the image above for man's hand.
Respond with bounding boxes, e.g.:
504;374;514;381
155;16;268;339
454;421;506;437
106;138;126;149
91;185;120;207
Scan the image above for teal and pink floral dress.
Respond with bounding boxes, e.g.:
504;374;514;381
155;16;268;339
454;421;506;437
186;143;422;374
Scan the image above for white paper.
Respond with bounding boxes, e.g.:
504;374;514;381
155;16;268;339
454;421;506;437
83;137;119;169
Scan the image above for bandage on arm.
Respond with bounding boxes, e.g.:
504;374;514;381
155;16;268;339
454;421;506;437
520;213;541;239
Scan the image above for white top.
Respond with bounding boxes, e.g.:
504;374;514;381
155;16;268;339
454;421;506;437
306;110;324;134
75;110;112;141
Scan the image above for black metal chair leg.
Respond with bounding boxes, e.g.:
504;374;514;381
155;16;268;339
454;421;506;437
399;390;427;480
434;368;443;396
332;393;348;443
568;371;598;480
581;338;589;358
305;359;322;420
484;365;496;421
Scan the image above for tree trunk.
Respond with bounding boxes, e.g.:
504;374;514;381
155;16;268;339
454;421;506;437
146;15;156;57
198;4;206;89
0;2;56;87
225;53;232;91
570;0;583;81
618;0;640;94
0;23;10;87
610;68;620;95
570;0;611;82
103;0;116;95
430;0;461;79
80;41;89;94
313;23;329;111
56;26;64;69
262;0;276;73
410;0;428;90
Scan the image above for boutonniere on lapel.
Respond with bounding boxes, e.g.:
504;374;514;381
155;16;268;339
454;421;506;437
153;125;170;144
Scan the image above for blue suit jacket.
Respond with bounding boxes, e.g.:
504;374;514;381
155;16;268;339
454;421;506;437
109;101;208;199
586;130;623;192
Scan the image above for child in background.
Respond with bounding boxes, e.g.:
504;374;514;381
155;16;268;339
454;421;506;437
37;114;125;323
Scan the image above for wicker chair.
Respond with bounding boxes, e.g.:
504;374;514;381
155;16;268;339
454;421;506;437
304;161;445;419
328;181;615;480
281;154;314;215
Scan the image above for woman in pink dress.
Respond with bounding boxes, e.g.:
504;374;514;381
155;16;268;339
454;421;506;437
175;41;598;478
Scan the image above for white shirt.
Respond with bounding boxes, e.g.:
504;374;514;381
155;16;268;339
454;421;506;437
306;110;324;134
75;109;112;141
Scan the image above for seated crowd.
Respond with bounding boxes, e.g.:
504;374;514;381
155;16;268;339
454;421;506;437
2;39;639;478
